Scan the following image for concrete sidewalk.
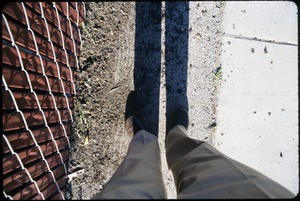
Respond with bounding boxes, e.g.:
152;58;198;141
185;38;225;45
158;1;298;198
215;1;298;195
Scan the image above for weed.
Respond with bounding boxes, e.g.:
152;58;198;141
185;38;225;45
79;22;89;35
75;100;90;144
212;66;222;82
79;21;96;44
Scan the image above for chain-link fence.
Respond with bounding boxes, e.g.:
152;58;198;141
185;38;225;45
2;2;85;200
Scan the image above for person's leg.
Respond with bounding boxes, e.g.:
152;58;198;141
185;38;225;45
92;130;167;199
166;122;295;199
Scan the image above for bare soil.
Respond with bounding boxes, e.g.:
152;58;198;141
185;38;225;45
66;2;135;199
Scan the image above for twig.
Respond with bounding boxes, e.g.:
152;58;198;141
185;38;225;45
68;169;85;181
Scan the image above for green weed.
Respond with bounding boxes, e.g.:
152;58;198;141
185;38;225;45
212;67;222;82
75;101;90;144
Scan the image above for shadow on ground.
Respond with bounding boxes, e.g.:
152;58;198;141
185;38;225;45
133;2;189;136
165;2;189;133
134;2;162;136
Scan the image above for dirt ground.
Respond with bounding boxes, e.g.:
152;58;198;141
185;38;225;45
66;2;135;199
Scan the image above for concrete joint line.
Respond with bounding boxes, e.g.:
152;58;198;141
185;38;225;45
224;33;298;46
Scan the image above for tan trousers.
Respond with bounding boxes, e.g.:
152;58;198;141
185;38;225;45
92;125;295;199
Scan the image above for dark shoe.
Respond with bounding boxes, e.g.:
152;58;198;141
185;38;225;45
125;91;138;121
169;108;189;131
125;91;144;137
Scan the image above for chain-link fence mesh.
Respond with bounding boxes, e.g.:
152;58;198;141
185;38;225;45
2;2;85;200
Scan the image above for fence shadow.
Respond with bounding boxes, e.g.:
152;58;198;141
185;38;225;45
165;2;189;133
134;2;162;136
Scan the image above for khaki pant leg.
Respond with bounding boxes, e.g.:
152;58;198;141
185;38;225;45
92;130;167;199
166;125;295;199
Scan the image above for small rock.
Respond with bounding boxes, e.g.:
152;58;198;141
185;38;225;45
216;2;223;8
268;112;271;116
208;122;217;128
194;33;202;41
280;151;283;158
251;48;255;53
264;46;268;53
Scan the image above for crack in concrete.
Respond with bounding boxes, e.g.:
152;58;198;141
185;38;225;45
224;33;298;46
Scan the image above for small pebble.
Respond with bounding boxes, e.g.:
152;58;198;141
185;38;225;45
264;46;268;53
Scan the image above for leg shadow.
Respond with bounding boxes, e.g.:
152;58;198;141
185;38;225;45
165;2;189;133
134;2;162;136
